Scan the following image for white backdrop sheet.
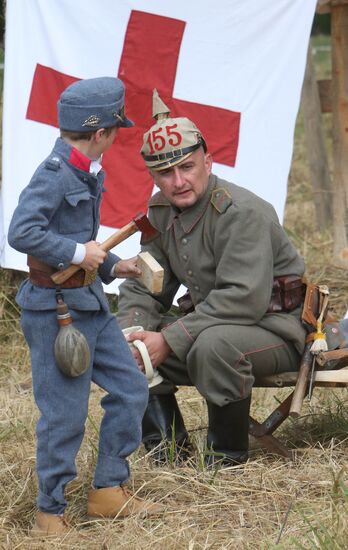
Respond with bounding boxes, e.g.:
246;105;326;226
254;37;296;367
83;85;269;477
0;0;316;294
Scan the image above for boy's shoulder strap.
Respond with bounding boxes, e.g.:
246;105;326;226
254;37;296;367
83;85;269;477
45;156;62;171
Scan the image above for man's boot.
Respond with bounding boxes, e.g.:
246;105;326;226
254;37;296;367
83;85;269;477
142;394;191;464
205;396;251;467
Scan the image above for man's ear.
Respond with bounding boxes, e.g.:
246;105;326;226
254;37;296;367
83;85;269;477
204;152;213;174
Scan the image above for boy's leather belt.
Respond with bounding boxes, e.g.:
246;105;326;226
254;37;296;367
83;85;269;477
27;256;97;288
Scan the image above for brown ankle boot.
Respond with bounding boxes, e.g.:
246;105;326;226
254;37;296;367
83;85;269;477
31;511;74;537
87;485;164;518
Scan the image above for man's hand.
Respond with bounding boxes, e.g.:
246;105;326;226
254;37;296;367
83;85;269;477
113;257;141;279
80;241;107;271
127;330;171;370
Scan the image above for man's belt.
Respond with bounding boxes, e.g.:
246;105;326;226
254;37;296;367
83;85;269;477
27;256;97;289
177;275;305;316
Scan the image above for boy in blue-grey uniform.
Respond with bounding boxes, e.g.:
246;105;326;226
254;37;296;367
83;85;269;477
8;77;163;538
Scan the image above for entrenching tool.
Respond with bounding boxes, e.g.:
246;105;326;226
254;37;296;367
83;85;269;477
51;213;159;286
289;284;330;417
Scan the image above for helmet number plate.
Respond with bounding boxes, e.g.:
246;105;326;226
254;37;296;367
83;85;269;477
146;124;182;154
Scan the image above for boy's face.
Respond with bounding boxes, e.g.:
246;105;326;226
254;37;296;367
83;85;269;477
99;127;119;154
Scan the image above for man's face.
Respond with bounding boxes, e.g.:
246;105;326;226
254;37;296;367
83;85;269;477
150;148;212;210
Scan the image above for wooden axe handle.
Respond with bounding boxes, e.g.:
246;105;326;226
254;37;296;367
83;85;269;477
51;220;138;285
289;343;313;417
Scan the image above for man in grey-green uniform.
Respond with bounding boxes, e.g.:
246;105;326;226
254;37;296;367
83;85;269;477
117;90;306;466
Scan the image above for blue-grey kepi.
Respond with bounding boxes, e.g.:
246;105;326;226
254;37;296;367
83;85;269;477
58;77;133;132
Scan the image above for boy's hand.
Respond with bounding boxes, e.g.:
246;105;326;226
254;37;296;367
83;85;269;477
80;241;107;270
113;257;141;279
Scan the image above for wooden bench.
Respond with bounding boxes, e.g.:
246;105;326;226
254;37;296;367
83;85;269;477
249;343;348;458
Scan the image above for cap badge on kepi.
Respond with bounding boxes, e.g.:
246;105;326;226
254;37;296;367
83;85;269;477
82;115;101;127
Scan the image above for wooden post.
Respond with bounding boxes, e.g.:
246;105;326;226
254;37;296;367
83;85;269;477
330;2;348;266
301;43;332;228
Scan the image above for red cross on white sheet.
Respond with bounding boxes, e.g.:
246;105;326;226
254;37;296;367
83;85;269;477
26;10;241;227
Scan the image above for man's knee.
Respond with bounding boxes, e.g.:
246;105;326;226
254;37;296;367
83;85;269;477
185;326;255;404
187;326;241;366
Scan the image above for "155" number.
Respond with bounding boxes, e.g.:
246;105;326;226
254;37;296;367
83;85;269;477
146;124;182;154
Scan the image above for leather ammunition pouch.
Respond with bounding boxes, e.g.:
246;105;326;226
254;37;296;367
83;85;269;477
27;255;97;289
177;291;195;314
267;275;305;314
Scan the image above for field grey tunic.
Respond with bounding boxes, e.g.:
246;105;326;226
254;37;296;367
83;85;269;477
118;174;306;404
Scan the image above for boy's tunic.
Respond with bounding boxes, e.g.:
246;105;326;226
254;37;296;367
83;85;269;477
9;137;118;312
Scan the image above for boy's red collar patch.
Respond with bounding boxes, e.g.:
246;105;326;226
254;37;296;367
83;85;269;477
69;148;91;172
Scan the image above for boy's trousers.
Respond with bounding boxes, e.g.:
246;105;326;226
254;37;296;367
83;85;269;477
21;308;148;514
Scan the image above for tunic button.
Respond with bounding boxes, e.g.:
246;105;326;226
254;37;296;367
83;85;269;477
182;238;188;245
187;270;193;276
58;263;64;269
215;192;220;198
182;255;188;261
134;311;140;316
194;285;200;291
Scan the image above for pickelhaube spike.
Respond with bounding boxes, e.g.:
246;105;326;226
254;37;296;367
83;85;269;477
152;89;170;120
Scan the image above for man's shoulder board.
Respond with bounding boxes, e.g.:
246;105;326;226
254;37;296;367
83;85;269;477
148;192;171;208
211;187;233;213
45;156;61;171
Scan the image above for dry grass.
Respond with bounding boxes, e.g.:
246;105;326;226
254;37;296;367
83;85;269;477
1;206;347;550
0;330;347;549
1;35;347;549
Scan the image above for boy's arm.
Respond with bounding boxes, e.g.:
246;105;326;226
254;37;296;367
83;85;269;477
98;251;121;284
99;255;141;285
8;170;78;268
